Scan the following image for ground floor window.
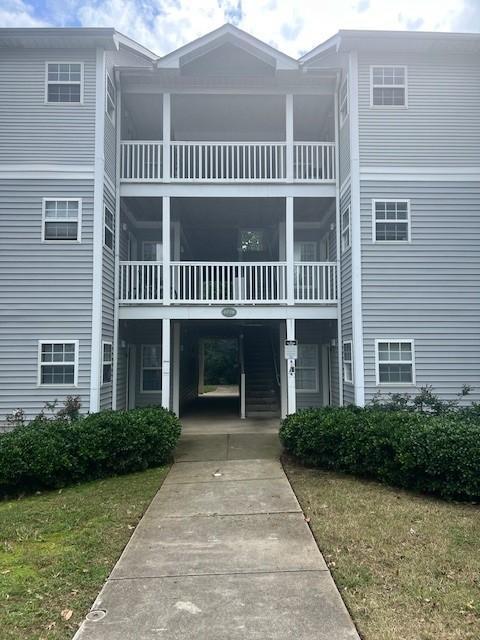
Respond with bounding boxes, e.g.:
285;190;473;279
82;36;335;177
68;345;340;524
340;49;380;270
343;340;353;383
38;341;78;386
102;341;112;384
375;339;415;385
296;344;319;392
141;344;162;392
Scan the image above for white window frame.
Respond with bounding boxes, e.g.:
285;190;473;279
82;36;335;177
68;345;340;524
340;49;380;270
342;340;353;383
41;198;82;243
296;343;319;393
341;205;351;253
45;61;84;105
372;199;411;244
102;341;113;385
370;65;408;109
375;339;416;387
37;340;79;387
339;76;349;127
105;71;116;125
140;344;162;394
104;204;114;251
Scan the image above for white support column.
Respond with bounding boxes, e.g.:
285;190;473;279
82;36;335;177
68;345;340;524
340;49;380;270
334;75;344;406
286;318;296;415
286;94;294;182
280;321;287;418
286;197;295;305
163;93;171;182
198;339;205;394
162;195;171;305
348;51;365;406
162;318;171;410
172;322;180;416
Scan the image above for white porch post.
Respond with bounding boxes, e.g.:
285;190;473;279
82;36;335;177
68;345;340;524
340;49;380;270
198;339;205;394
162;196;171;305
286;94;294;182
286;318;296;414
172;322;180;416
286;197;295;305
162;318;171;409
280;321;287;418
163;93;171;181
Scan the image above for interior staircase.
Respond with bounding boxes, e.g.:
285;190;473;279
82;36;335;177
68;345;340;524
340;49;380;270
243;327;281;418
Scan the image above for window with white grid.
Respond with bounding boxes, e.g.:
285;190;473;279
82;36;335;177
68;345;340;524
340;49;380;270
373;200;410;242
339;76;349;125
341;206;351;253
104;205;114;250
141;345;162;392
376;340;415;385
371;66;407;107
343;341;353;383
102;342;112;384
106;72;116;123
38;341;78;386
296;344;319;392
42;199;81;241
46;62;83;103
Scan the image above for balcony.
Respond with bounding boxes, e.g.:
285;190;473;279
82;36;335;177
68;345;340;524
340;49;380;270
120;141;336;183
119;261;337;305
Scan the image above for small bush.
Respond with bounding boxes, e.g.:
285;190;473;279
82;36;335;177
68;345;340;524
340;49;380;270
0;407;181;496
280;407;480;500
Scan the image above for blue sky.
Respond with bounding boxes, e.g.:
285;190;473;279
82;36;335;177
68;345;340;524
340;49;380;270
1;0;479;57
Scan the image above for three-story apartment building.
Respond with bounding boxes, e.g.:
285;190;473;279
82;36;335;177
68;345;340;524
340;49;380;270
1;25;479;422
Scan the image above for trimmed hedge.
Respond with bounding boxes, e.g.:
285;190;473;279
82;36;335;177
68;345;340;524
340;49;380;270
280;407;480;500
0;407;181;496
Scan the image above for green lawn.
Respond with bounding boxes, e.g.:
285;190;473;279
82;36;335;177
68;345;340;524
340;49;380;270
284;459;480;640
0;467;169;639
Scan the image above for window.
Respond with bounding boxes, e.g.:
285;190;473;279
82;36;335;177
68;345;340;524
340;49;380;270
296;344;319;393
141;345;162;392
343;341;353;383
373;200;410;242
104;205;114;250
341;206;351;253
339;76;349;125
239;229;265;253
370;66;407;107
376;340;415;385
38;341;78;386
106;72;116;123
42;199;81;242
102;342;112;384
46;62;83;103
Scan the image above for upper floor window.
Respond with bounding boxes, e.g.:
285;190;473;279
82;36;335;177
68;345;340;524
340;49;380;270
341;206;351;253
375;339;415;385
370;66;407;107
104;205;114;251
46;62;83;104
38;341;78;386
373;200;410;242
42;199;81;242
102;342;112;384
296;344;319;393
343;340;353;383
339;77;349;126
106;72;116;124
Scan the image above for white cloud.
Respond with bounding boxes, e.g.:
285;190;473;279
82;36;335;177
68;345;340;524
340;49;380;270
1;0;477;57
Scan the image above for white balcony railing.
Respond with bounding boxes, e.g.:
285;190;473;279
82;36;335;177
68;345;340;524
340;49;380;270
119;261;337;305
120;141;335;183
294;262;337;303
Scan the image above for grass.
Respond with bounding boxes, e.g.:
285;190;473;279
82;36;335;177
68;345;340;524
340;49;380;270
200;385;217;394
0;466;169;640
283;458;480;640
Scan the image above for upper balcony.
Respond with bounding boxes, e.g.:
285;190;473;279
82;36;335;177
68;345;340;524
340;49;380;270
120;94;336;184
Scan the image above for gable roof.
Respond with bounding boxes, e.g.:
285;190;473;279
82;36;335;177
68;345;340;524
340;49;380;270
157;23;298;71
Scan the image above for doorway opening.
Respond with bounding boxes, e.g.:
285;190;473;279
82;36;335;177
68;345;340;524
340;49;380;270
199;337;240;400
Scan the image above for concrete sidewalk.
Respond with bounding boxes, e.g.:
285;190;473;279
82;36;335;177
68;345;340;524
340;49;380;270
74;434;359;639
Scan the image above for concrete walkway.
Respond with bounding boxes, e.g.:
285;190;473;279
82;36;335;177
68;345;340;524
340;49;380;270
74;431;359;640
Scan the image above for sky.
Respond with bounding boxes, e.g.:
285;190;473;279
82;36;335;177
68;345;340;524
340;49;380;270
1;0;479;57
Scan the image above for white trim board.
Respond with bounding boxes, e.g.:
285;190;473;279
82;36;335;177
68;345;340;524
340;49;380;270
119;305;338;321
361;167;480;182
121;183;336;198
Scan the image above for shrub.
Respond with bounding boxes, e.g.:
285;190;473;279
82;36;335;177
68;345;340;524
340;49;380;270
0;407;181;496
280;407;480;500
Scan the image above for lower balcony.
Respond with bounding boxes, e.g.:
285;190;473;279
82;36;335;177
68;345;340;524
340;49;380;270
119;261;337;305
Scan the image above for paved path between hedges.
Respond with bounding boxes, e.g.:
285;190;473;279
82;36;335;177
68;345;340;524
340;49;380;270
74;429;360;640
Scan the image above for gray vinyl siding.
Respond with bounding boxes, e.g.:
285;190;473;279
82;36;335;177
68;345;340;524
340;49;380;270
338;98;350;185
0;178;94;420
116;340;128;410
0;48;96;165
104;52;117;183
358;52;480;167
100;186;116;410
340;184;354;405
361;179;480;403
